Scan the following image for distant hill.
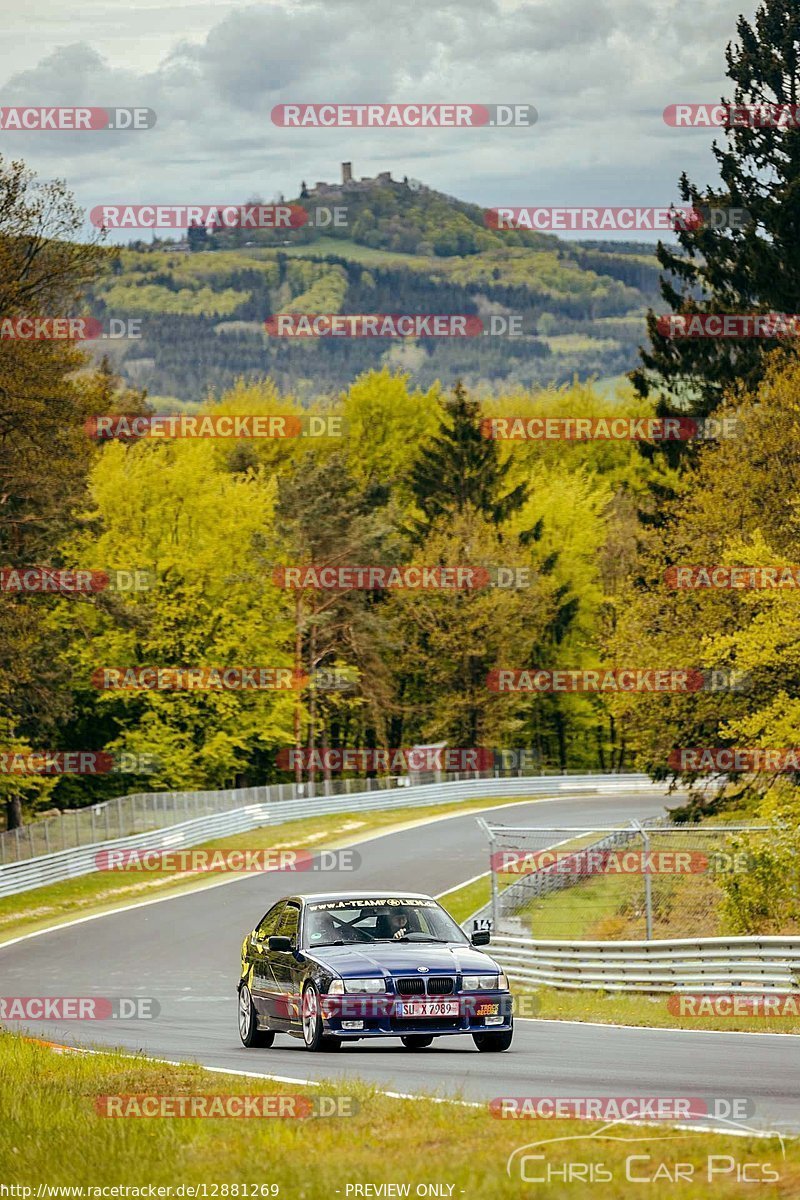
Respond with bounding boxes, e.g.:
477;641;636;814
88;169;666;401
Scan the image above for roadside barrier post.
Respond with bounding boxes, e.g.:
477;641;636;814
476;816;499;933
632;820;653;940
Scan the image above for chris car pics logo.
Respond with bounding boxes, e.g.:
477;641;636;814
506;1119;784;1185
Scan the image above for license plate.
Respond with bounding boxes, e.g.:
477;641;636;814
398;1000;460;1018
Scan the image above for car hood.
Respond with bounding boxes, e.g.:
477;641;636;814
305;941;500;977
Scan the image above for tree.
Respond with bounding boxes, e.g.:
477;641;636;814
0;157;109;819
407;381;527;538
0;718;56;831
384;508;554;748
49;432;296;791
187;221;208;251
274;450;395;783
612;351;800;816
632;0;800;421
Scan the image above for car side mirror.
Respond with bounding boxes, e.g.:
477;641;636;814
268;935;293;951
471;929;491;946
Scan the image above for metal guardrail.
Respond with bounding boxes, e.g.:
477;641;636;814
0;805;272;898
0;767;666;865
490;933;800;993
0;773;666;897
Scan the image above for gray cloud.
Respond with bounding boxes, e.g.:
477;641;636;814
0;0;759;240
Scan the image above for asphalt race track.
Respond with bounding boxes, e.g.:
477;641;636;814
1;790;798;1134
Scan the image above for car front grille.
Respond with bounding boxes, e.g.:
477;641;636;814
395;975;455;995
396;977;425;995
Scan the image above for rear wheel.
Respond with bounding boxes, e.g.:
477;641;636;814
472;1025;513;1052
238;983;275;1048
401;1035;434;1050
302;983;342;1052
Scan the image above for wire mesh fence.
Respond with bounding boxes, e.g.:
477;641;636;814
475;819;772;941
0;766;639;865
0;788;258;864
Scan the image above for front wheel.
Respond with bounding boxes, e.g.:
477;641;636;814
472;1025;513;1052
238;983;275;1048
301;984;341;1052
401;1035;434;1050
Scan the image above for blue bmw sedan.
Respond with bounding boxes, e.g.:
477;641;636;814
237;891;513;1052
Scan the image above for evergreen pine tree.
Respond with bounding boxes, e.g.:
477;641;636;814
632;0;800;422
407;381;527;538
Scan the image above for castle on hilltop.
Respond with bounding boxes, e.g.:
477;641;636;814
300;163;417;200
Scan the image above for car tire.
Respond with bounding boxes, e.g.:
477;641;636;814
238;983;275;1048
472;1025;513;1052
301;983;342;1052
400;1035;434;1050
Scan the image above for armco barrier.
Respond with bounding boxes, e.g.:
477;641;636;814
490;933;800;994
0;773;667;897
0;769;672;865
0;805;271;898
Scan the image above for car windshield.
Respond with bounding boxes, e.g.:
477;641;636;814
304;898;469;947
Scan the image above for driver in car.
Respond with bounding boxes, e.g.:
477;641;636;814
388;911;409;940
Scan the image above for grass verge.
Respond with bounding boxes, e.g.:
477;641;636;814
523;986;800;1035
436;873;491;924
0;1032;795;1196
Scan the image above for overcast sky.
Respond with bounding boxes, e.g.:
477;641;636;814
0;0;759;242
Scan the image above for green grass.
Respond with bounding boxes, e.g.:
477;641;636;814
522;986;800;1035
544;867;723;941
595;312;651;326
1;1032;795;1195
437;873;491;924
438;831;618;932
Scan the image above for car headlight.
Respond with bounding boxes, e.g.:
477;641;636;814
327;979;345;995
462;974;502;991
343;978;386;993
